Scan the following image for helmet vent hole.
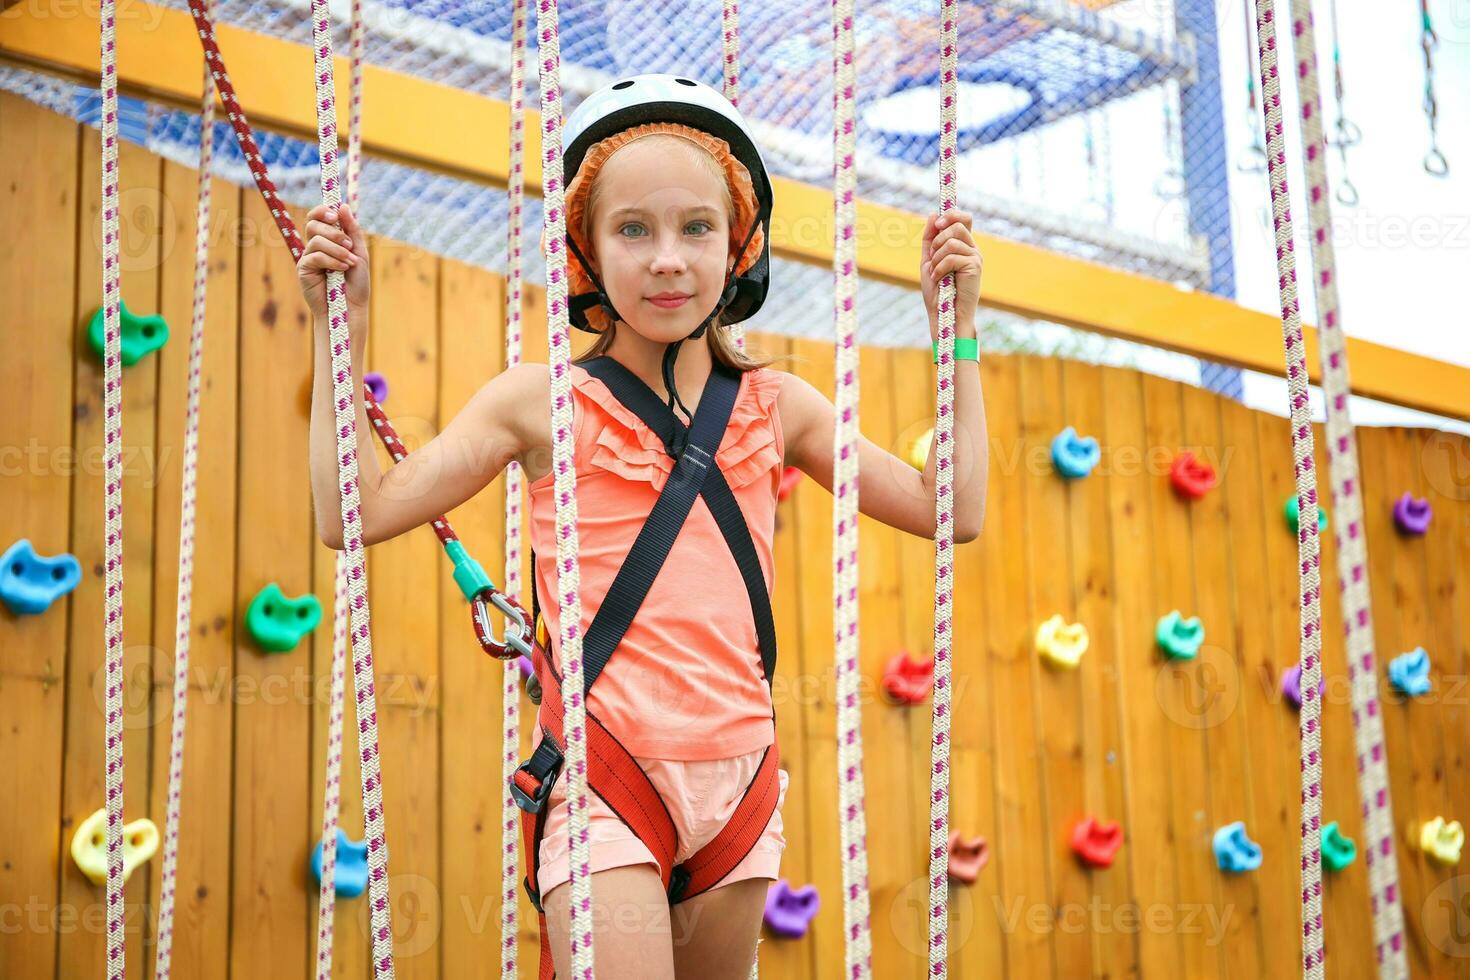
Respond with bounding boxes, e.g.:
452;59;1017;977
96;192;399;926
675;78;697;86
611;80;634;90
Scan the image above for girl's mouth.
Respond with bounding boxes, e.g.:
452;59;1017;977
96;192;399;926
647;295;689;309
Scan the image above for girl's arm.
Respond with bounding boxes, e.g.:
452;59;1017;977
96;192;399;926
309;343;546;551
781;206;988;542
779;357;987;543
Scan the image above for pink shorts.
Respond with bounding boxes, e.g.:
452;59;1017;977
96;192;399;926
536;745;789;902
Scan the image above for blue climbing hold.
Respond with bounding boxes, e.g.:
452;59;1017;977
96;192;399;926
1213;821;1262;873
1388;647;1431;697
1155;610;1205;660
1;539;82;615
1050;427;1101;480
363;371;389;404
310;828;369;898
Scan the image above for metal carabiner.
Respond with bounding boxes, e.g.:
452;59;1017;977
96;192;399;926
471;590;535;661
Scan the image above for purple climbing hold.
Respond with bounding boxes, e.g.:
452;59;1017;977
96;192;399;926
363;371;389;404
1392;493;1431;535
1281;663;1325;710
763;880;820;938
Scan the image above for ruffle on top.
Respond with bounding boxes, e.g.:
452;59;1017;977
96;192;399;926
575;366;782;494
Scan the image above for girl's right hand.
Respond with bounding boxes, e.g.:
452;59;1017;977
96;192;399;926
297;202;370;319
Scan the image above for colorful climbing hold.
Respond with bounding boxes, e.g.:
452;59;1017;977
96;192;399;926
1155;611;1205;660
1070;817;1124;869
1284;495;1328;534
70;807;158;887
763;880;820;938
1050;427;1101;480
1281;663;1326;710
1213;821;1262;872
245;583;322;653
363;371;389;404
0;539;82;615
882;651;935;705
906;427;934;471
1418;817;1464;866
777;466;802;503
1392;493;1432;535
1168;451;1218;500
310;827;369;898
1388;647;1432;697
946;831;989;884
87;300;169;367
1320;822;1357;872
1035;615;1089;670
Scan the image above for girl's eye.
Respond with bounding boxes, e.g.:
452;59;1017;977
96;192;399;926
618;223;646;238
685;221;712;235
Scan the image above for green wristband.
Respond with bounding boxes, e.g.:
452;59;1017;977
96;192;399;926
932;337;979;364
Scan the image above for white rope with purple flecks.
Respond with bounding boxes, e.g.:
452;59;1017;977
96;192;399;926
152;8;214;972
98;3;128;975
536;0;595;973
1285;3;1406;975
721;0;746;356
310;0;396;974
1251;1;1326;975
500;0;528;974
926;0;960;975
831;0;874;976
313;3;365;971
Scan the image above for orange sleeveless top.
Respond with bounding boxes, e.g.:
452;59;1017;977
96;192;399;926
526;362;785;760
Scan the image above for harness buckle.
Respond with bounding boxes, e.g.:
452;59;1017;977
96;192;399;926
511;738;563;814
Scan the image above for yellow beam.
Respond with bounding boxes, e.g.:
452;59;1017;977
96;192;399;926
2;0;1466;420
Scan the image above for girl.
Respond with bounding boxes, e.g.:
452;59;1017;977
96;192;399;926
301;73;986;980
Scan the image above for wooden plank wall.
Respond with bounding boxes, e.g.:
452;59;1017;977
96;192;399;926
3;92;1470;978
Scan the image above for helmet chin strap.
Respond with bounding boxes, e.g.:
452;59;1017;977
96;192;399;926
569;217;761;452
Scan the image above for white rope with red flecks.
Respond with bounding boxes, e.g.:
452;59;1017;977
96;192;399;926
721;0;746;356
310;0;396;974
500;0;529;974
536;0;595;973
926;0;960;975
98;3;127;975
1251;1;1326;975
1285;3;1405;975
830;0;874;976
152;4;215;973
313;5;365;975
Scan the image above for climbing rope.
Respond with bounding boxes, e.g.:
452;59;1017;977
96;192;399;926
314;2;365;974
1417;0;1449;176
500;0;528;974
830;0;874;976
185;0;302;258
1325;0;1360;207
926;0;960;975
1250;0;1326;975
1286;2;1407;974
722;0;746;355
535;0;596;972
1237;0;1268;176
152;6;215;973
309;0;395;974
97;3;127;976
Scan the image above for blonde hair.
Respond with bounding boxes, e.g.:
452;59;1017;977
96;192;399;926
574;133;779;374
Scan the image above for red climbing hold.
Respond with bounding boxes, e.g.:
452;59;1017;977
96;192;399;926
1071;816;1124;868
1169;451;1218;500
946;831;990;884
882;651;935;705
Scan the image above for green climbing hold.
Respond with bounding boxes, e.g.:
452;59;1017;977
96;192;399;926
1284;496;1328;535
245;583;322;653
1320;821;1357;871
87;300;169;367
1155;610;1205;660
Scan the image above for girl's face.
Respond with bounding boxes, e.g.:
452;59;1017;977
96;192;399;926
586;137;734;344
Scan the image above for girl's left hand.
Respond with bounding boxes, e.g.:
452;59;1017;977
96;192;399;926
921;208;983;337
